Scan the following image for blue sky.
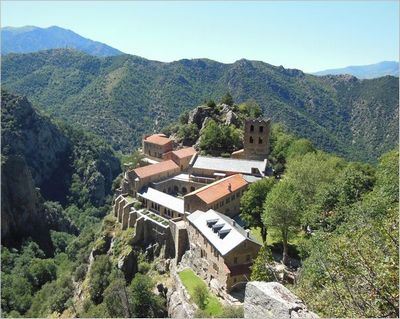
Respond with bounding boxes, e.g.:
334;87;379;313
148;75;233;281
2;1;399;72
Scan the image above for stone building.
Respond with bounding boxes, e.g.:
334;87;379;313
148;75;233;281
186;209;261;293
137;186;184;219
123;160;180;196
162;147;197;171
143;134;173;159
232;118;271;160
183;174;248;217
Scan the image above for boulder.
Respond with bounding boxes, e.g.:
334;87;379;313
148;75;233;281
225;110;239;127
244;282;318;319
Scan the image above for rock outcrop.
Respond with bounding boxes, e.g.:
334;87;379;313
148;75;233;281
1;90;121;248
1;92;72;201
244;282;318;319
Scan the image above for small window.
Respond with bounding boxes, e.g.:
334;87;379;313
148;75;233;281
259;126;264;133
259;137;263;144
249;136;254;144
234;257;238;264
250;125;254;132
190;186;195;192
226;197;230;204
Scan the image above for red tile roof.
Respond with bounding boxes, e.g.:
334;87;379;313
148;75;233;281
134;160;179;179
144;134;172;146
172;147;197;159
186;174;248;204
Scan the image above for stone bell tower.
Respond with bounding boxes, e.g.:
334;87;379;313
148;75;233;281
232;118;271;160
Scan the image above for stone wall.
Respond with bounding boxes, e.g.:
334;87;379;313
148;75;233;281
167;263;197;318
244;282;318;319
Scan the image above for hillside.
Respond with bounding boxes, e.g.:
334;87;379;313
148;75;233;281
1;26;123;56
2;49;398;163
314;61;399;79
1;90;121;248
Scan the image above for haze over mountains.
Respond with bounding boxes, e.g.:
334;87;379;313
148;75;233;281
314;61;399;79
1;26;123;57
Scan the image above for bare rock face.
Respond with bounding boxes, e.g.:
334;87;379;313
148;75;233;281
225;110;239;126
244;282;318;319
187;105;212;129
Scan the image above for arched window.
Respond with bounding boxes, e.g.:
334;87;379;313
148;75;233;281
174;186;179;193
259;137;263;144
182;187;187;194
250;125;254;132
190;186;195;192
249;136;254;143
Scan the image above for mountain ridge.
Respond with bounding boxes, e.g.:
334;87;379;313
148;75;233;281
2;49;398;163
1;25;124;57
313;61;399;79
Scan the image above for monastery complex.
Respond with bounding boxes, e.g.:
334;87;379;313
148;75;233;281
114;118;272;297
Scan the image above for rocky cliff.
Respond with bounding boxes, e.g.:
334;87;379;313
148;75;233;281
244;282;318;319
1;90;121;248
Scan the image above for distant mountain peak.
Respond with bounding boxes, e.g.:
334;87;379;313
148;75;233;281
313;61;399;79
1;25;124;57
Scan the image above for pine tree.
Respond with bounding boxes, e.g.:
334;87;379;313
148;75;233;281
250;244;275;281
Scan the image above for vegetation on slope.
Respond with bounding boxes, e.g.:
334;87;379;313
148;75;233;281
1;92;121;317
239;125;399;317
2;49;398;162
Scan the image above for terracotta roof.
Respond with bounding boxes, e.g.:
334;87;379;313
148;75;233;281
133;160;179;179
144;134;172;146
186;174;248;204
172;147;197;159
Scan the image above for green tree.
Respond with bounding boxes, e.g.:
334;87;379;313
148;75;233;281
250;244;275;281
374;150;398;202
88;255;111;304
177;123;199;146
286;138;315;159
264;180;302;265
296;207;398;318
206;100;216;108
103;275;131;318
221;92;234;106
28;258;57;291
199;120;242;155
240;178;276;242
129;273;165;318
238;99;262;118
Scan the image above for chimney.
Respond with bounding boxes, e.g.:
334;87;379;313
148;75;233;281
228;183;232;192
245;229;250;238
232;221;236;227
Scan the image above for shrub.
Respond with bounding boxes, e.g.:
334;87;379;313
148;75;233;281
193;285;209;310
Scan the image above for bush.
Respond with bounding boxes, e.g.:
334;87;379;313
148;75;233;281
88;255;111;304
218;305;244;318
74;264;88;282
193;285;209;310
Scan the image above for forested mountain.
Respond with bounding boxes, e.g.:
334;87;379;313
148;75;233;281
314;61;399;79
1;90;121;248
2;49;398;163
1;26;123;56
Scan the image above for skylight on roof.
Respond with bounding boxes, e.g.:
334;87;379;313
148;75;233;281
206;219;219;227
218;228;231;239
212;223;225;233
